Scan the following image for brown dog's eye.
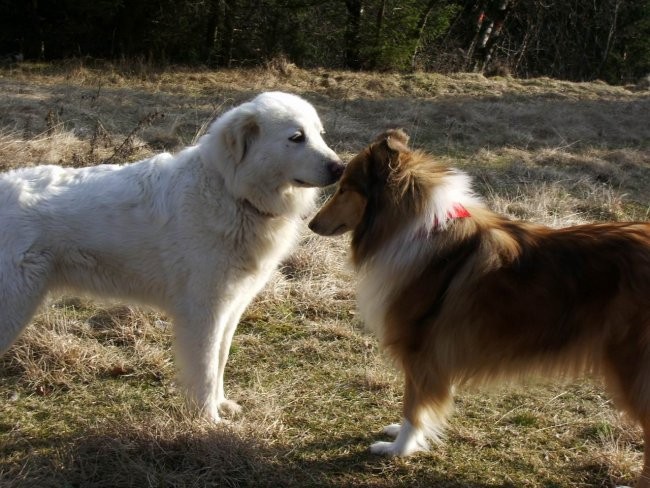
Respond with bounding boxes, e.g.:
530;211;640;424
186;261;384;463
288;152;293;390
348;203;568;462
289;131;305;143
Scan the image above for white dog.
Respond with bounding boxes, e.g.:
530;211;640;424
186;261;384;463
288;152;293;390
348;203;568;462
0;91;344;422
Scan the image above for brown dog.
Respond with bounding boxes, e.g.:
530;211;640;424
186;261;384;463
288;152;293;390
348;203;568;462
309;129;650;486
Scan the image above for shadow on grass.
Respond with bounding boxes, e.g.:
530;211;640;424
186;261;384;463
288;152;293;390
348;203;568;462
0;423;514;488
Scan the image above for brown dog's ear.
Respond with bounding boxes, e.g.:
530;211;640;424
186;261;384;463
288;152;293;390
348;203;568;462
386;128;410;149
369;129;415;196
373;128;410;150
371;129;410;169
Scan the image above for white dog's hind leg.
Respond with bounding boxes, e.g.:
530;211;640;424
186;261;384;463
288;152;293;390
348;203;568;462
0;256;51;354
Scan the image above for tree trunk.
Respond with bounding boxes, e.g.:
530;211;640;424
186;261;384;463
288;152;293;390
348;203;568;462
344;0;362;69
373;0;386;68
411;0;439;69
222;0;236;68
204;0;222;65
469;0;510;72
25;0;44;59
598;0;621;78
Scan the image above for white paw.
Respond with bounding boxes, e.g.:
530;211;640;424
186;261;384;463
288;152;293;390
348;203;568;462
370;439;428;457
203;404;222;423
218;399;243;417
370;441;402;456
370;419;429;457
383;423;401;438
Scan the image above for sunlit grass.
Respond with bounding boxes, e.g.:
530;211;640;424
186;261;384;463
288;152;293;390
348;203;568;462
0;61;648;487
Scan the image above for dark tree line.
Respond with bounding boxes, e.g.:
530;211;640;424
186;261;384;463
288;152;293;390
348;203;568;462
0;0;647;84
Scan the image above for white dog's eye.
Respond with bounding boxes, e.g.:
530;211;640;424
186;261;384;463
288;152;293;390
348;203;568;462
289;131;305;143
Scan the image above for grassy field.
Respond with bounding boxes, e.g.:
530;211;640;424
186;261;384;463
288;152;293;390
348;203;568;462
0;60;649;487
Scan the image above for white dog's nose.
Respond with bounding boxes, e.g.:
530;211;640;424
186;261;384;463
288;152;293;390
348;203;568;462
327;160;345;182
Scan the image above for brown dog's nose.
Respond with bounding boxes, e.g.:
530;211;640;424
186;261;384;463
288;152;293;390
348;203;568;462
328;160;345;181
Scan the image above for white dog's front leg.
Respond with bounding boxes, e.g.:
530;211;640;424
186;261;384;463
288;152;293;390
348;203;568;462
214;276;271;417
173;311;227;423
215;303;249;417
370;419;428;456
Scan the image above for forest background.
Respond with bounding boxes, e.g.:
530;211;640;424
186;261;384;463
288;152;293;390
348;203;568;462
1;0;648;85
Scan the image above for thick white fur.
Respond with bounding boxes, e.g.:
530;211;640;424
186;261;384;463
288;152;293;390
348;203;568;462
0;91;342;422
357;168;479;454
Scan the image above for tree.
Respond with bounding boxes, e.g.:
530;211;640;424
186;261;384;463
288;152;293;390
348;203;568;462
0;0;646;83
345;0;363;69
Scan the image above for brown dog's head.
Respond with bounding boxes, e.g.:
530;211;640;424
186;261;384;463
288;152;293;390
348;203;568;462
308;128;421;238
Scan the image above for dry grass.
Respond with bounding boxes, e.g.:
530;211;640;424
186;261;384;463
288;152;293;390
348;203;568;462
0;61;649;487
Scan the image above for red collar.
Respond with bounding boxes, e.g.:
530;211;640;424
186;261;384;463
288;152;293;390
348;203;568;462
432;203;471;230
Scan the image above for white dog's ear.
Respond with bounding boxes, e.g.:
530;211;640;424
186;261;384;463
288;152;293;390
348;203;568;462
223;109;259;164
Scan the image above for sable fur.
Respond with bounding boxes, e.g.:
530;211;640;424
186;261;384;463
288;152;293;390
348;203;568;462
309;129;650;486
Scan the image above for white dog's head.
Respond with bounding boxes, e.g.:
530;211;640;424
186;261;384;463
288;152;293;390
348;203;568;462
201;92;344;217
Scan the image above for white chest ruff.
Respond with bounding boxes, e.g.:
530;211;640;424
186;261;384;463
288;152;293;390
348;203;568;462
354;172;480;341
356;266;393;340
356;237;435;341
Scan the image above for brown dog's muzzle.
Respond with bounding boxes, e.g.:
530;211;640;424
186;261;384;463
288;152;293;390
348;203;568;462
308;189;366;236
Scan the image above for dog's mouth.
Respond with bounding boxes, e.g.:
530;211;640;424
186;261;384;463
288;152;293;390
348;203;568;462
308;219;348;236
293;179;316;188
